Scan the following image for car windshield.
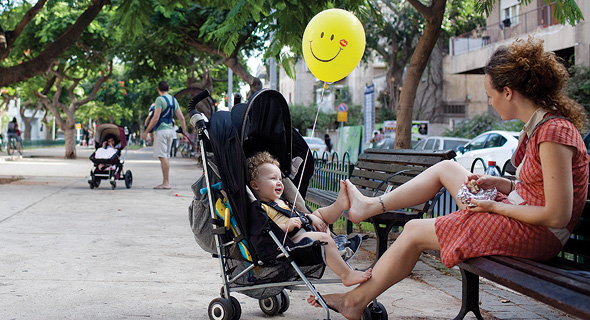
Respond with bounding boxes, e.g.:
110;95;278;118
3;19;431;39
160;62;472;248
443;140;467;151
304;137;324;144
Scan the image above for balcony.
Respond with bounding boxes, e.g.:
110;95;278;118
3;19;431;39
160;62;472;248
450;3;560;56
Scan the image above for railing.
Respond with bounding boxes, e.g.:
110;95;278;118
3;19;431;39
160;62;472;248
309;151;354;192
22;139;65;148
451;2;560;55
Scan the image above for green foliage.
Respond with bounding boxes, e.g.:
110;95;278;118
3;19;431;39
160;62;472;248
442;0;486;41
443;112;523;139
289;104;332;134
566;64;590;120
344;103;364;126
375;106;395;124
76;100;132;125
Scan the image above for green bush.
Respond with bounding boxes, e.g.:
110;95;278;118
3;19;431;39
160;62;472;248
443;112;524;139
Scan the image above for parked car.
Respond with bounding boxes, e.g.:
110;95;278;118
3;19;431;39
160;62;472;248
374;138;395;150
455;130;520;174
413;136;470;152
375;137;431;150
303;136;328;156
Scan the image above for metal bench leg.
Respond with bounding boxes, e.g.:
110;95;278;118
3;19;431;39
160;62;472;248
454;267;483;320
370;221;395;268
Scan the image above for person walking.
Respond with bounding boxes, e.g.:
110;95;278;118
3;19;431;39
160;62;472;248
141;81;187;189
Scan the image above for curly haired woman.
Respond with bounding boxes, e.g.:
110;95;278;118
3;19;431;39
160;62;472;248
308;37;589;320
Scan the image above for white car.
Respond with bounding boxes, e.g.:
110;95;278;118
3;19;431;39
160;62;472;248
413;136;470;152
455;130;520;174
303;136;327;156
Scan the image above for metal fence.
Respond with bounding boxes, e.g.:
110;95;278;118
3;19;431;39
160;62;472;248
309;151;354;192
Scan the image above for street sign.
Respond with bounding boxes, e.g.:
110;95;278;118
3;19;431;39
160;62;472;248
338;103;348;112
337;111;348;122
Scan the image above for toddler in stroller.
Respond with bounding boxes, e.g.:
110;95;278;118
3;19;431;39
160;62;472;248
88;123;133;190
247;151;372;286
188;88;372;319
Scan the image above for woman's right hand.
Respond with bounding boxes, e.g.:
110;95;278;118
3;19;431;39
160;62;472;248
465;174;498;191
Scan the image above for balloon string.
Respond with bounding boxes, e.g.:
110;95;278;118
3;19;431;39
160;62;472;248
282;82;327;246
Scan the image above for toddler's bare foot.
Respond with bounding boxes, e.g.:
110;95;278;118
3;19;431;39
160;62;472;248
335;180;351;212
341;268;372;287
344;180;374;223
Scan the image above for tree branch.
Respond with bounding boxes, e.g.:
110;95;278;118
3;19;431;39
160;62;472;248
0;0;110;87
0;0;48;59
406;0;431;17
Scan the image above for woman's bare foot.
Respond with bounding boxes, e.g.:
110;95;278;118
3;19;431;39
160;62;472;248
344;180;375;223
341;268;372;286
307;293;363;320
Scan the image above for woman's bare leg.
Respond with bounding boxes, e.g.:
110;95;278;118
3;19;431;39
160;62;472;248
347;160;470;223
308;218;440;319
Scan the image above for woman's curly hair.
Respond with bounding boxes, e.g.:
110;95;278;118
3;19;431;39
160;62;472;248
485;37;586;130
247;151;280;182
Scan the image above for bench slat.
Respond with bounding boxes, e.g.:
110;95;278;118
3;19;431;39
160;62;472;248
488;256;590;295
459;258;590;319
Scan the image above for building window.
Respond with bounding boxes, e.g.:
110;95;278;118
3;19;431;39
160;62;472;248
501;0;520;25
444;104;466;115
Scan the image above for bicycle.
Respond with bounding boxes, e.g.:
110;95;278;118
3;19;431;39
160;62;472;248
7;136;23;155
179;136;202;165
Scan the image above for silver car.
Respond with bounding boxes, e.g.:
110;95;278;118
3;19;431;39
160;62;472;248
413;136;470;152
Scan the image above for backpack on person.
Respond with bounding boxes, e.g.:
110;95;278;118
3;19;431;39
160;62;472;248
153;95;176;131
7;122;16;133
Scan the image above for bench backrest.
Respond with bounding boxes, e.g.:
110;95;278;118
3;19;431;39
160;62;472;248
555;189;590;270
349;149;456;213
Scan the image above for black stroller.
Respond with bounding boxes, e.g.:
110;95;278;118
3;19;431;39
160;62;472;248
188;89;380;320
88;123;133;190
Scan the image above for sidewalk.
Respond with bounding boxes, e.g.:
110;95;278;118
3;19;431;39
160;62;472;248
0;146;572;319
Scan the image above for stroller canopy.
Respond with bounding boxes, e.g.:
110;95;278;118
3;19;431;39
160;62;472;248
95;124;127;149
231;89;314;196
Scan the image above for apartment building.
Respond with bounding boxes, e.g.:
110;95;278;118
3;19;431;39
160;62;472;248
276;1;589;131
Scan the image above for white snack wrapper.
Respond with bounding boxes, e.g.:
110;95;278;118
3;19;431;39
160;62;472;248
457;182;497;207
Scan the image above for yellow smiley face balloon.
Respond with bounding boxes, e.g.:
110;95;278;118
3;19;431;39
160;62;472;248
302;9;366;83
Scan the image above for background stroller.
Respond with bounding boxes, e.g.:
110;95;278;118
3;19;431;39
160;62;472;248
88;123;133;190
188;89;372;320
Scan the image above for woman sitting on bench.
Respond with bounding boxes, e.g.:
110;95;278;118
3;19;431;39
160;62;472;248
308;37;589;320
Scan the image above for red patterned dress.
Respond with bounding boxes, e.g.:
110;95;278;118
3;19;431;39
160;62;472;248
435;116;589;268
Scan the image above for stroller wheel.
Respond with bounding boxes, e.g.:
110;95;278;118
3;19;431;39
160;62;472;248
278;289;290;314
124;170;133;188
89;171;95;189
110;180;116;190
259;293;282;316
361;301;388;320
230;296;241;320
208;297;234;320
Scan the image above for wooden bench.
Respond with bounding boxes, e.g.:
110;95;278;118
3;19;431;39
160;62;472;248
305;148;456;266
454;186;590;320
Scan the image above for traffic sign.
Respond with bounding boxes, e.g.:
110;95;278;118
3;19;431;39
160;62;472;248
338;103;348;112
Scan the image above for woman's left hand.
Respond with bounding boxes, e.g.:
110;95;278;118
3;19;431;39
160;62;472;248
467;198;497;213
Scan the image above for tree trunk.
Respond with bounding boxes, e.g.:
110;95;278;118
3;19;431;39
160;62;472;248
395;0;446;149
64;111;77;159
